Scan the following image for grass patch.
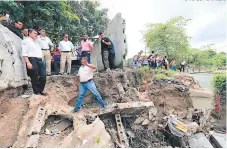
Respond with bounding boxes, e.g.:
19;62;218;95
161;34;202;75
153;73;171;79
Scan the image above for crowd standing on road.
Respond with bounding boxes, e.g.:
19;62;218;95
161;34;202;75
132;50;187;72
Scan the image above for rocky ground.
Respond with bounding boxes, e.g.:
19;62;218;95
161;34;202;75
0;68;225;148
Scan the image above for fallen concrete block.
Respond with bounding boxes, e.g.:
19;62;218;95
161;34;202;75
188;133;213;148
134;117;145;124
149;107;157;120
209;131;227;148
142;119;150;125
99;101;154;117
28;106;46;135
59;117;111;148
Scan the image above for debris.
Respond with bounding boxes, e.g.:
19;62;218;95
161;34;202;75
83;139;88;145
53;118;72;132
142;119;150;125
176;111;187;119
185;122;199;135
50;129;58;136
209;131;227;148
148;107;157;120
188;133;213;148
115;114;129;148
163;109;174;116
186;108;194;120
21;95;30;98
126;131;135;138
167;115;186;137
158;124;164;128
134;117;145;124
45;128;50;135
53;119;62;124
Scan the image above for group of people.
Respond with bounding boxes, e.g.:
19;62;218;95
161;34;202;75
1;17;116;112
132;50;187;72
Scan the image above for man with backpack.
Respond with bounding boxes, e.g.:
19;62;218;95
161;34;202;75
99;32;115;71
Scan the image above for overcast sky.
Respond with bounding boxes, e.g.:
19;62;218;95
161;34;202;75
98;0;226;58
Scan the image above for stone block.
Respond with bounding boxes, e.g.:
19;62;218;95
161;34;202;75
188;133;213;148
209;131;227;148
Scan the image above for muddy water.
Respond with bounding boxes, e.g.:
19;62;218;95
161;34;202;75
189;73;213;89
189;73;214;110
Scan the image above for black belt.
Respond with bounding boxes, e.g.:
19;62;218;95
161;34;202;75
28;57;42;61
41;49;49;50
80;79;92;83
61;51;71;53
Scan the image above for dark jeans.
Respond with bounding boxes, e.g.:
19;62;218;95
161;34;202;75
150;61;156;69
81;51;90;64
27;57;46;94
101;49;115;69
53;61;60;75
180;65;185;72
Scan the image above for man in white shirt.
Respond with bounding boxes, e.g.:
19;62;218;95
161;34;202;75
58;33;74;75
72;56;106;113
37;28;54;76
22;29;47;96
180;59;186;72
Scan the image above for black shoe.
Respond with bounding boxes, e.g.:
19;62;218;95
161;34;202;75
40;92;48;96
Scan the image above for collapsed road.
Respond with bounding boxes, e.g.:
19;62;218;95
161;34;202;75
0;68;225;148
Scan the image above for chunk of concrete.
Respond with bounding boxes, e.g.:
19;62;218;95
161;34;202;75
134;117;145;124
99;101;154;117
59;117;111;148
28;106;46;135
149;107;157;120
209;131;227;148
188;133;213;148
142;119;150;125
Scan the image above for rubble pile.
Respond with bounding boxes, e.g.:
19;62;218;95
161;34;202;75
0;69;224;148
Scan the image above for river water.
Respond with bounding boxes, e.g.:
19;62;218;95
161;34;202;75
189;73;213;89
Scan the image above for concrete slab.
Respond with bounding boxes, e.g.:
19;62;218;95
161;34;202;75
98;101;154;117
209;131;227;148
28;106;46;135
188;133;213;148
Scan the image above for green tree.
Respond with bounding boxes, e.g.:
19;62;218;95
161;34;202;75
212;53;226;67
143;16;190;62
0;0;109;44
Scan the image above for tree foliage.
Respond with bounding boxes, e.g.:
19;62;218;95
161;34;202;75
143;16;190;62
0;0;109;44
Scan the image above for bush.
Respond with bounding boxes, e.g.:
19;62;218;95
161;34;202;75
211;73;226;94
